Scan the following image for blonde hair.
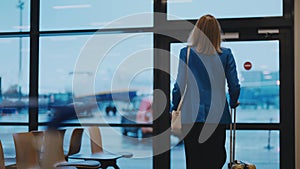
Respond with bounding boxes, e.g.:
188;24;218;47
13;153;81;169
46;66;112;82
187;14;222;55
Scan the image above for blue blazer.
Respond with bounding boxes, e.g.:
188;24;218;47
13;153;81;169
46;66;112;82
171;47;240;124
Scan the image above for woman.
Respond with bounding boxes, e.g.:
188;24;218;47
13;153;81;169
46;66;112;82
171;14;240;169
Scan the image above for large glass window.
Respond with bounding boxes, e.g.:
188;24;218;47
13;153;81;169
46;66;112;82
0;126;28;158
0;37;30;122
171;40;280;123
39;33;154;169
167;0;283;20
222;41;280;123
0;0;30;32
0;1;294;169
40;0;153;31
39;33;153;133
224;130;280;169
170;130;280;169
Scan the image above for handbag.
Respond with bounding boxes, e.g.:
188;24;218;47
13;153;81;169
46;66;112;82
171;47;190;134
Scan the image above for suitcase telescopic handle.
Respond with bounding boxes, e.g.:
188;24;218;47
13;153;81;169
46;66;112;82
229;108;237;167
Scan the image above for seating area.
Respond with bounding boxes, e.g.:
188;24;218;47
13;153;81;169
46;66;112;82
0;127;133;169
68;127;133;169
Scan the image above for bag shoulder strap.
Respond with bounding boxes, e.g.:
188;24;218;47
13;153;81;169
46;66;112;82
177;47;190;111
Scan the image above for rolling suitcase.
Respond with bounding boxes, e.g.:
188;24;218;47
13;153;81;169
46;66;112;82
228;108;256;169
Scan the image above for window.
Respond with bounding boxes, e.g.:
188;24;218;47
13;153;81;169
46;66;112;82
170;130;280;169
0;37;30;122
224;130;280;169
222;41;280;123
0;0;30;32
0;1;294;169
40;0;153;31
39;33;153;131
0;126;28;158
167;0;283;20
171;40;280;123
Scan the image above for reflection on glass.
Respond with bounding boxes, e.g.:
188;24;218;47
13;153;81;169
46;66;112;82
39;33;153;128
171;130;280;169
171;41;280;123
222;41;280;123
168;0;282;20
40;0;153;30
0;126;28;158
0;38;29;122
54;127;152;169
224;130;280;169
0;0;30;32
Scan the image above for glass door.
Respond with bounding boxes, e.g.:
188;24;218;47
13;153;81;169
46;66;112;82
169;31;293;169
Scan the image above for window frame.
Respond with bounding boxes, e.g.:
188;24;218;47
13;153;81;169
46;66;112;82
0;0;295;169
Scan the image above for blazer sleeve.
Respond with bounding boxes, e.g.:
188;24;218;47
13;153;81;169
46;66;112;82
171;48;187;111
225;49;240;108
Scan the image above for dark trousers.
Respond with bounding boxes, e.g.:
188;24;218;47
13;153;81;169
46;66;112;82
183;123;226;169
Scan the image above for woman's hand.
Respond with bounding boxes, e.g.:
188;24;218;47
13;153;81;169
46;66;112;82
231;101;240;108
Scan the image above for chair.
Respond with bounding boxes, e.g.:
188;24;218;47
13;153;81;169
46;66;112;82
13;131;99;169
0;140;5;169
88;126;133;169
89;127;132;158
31;130;45;159
32;129;80;169
43;130;101;169
57;129;67;141
68;127;133;169
31;129;67;160
13;132;41;169
64;128;84;161
89;127;103;154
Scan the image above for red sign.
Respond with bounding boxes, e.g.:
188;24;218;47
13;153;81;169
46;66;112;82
244;61;252;70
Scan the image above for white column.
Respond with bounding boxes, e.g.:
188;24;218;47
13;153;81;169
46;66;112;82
295;0;300;168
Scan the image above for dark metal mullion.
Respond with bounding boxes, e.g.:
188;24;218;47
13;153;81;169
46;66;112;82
283;0;294;20
37;123;153;127
28;0;40;131
0;122;279;130
219;17;292;30
224;37;280;42
0;122;29;126
0;32;30;38
33;122;280;130
153;1;170;169
165;17;292;32
278;29;295;169
228;123;280;130
153;33;171;169
166;31;281;44
39;27;154;37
